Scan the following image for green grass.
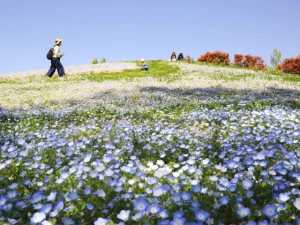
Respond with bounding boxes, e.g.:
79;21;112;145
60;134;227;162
0;60;181;84
79;60;181;82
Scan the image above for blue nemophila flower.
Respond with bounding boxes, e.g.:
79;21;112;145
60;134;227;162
228;184;237;192
236;207;251;218
117;210;131;221
246;220;257;225
15;201;27;209
219;177;230;187
2;202;12;211
52;198;64;212
246;190;254;199
132;211;144;221
66;191;78;201
182;191;192;201
157;220;170;225
146;177;158;185
62;217;75;225
291;188;300;195
0;195;8;206
278;192;290;203
6;190;18;199
148;204;160;214
86;203;94;210
94;217;108;225
191;184;202;193
170;217;186;225
219;196;230;205
173;210;184;218
172;193;182;203
227;160;239;169
242;179;253;190
153;186;165;197
39;203;52;214
105;169;114;177
134;198;148;211
194;209;210;222
8;183;18;189
190;200;201;210
293;198;300;210
159;209;169;219
30;192;45;203
47;191;57;201
23;179;31;186
277;182;288;191
209;175;218;182
30;212;46;224
7;218;20;225
55;178;64;184
33;203;44;210
89;170;98;178
262;204;278;218
258;220;268;225
41;221;52;225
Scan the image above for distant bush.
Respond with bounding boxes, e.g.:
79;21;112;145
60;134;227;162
91;58;98;64
197;51;230;65
280;57;300;75
234;54;266;70
101;57;106;63
184;55;193;63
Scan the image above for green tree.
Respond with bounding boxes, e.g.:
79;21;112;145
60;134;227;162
91;58;98;64
270;48;282;68
101;57;106;63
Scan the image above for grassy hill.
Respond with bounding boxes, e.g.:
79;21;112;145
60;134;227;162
1;61;300;224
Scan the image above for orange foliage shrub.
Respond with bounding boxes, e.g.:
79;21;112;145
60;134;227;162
280;57;300;75
197;51;230;65
234;54;266;70
234;54;244;67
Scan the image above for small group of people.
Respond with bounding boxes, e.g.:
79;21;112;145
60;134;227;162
46;39;186;76
171;52;184;61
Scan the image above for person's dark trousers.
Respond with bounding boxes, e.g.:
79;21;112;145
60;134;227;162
46;57;65;77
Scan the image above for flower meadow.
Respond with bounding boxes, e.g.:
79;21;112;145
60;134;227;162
1;61;300;224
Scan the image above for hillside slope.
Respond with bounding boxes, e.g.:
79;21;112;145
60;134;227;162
1;61;300;224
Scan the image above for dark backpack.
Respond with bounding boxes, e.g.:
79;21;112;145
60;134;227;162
46;47;54;60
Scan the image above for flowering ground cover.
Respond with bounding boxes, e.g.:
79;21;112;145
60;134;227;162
0;61;300;224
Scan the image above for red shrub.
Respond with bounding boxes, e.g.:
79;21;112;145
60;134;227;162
197;51;230;65
234;54;266;70
280;57;300;75
253;56;266;70
234;54;244;67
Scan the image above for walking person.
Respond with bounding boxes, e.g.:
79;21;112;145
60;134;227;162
46;38;65;78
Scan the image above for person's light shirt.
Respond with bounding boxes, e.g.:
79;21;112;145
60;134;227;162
53;46;62;58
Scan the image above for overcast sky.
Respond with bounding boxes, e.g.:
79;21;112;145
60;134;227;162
1;0;299;75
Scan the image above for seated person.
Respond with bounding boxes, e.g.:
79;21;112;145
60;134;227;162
140;58;149;71
177;52;184;60
171;52;176;61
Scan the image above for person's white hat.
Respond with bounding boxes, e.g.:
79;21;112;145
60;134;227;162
140;58;145;61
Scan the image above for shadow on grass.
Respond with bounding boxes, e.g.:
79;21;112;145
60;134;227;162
138;86;300;105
